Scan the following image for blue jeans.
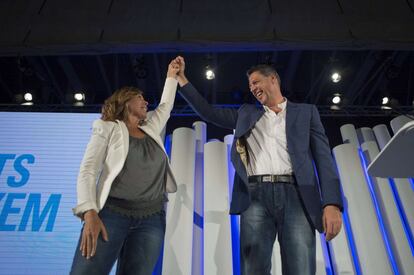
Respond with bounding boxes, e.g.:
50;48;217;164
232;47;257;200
70;207;165;275
240;182;316;275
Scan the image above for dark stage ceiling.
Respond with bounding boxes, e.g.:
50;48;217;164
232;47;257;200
0;0;413;118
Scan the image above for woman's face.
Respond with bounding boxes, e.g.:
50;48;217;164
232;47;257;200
127;94;148;121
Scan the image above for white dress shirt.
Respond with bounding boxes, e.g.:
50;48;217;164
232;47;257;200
246;99;293;176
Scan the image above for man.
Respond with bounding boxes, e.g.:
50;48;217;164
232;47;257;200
174;56;343;275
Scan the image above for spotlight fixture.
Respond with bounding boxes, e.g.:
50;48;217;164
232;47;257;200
381;96;389;105
330;105;341;111
24;92;33;102
329;93;343;110
331;72;341;83
205;68;215;80
332;95;341;104
74;92;85;101
22;92;34;105
72;92;85;106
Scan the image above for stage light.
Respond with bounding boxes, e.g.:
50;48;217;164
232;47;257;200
382;97;389;105
331;72;341;83
332;95;341;104
205;68;215;80
73;92;85;106
74;93;85;101
24;92;33;102
22;92;34;105
327;93;343;108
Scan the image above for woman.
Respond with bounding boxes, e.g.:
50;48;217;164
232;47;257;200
70;60;179;275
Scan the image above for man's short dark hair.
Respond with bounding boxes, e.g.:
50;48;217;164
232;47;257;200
246;64;281;87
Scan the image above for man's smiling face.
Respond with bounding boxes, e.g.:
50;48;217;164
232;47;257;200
248;71;279;107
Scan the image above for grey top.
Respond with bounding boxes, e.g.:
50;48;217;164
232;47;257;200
106;134;167;218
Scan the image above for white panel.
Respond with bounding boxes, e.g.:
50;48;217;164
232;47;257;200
333;144;393;274
192;121;207;275
163;127;196;275
224;134;238;230
329;218;355;275
368;121;414;178
224;134;235;194
372;123;414;238
204;141;233;275
223;134;234;146
316;236;327;275
340;124;359;146
356;127;376;144
224;134;241;275
337;124;383;273
390;115;412;134
393;178;414;239
193;121;207;151
373;124;392;150
271;242;283;275
362;141;414;274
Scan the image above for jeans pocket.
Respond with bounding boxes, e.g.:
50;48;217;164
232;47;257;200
247;182;261;201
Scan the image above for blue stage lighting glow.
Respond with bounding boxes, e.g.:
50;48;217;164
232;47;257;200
332;154;362;275
388;178;414;256
359;149;399;275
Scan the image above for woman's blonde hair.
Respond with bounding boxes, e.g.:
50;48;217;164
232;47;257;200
101;86;143;121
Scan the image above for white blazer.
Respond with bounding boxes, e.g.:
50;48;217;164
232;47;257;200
73;77;178;218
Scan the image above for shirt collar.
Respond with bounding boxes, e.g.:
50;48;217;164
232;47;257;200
263;97;287;113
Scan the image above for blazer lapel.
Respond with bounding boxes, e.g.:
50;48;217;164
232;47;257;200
117;120;130;158
234;106;265;138
286;101;299;141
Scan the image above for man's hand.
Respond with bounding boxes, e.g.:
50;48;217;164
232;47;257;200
80;210;109;259
175;56;185;77
174;56;189;86
322;205;342;241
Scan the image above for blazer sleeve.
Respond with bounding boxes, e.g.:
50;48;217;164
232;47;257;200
179;82;238;129
72;119;114;218
145;77;178;134
309;105;343;211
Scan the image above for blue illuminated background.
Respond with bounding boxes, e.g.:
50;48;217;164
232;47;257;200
0;112;99;274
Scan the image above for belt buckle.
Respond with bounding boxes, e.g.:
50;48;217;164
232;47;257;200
262;175;272;183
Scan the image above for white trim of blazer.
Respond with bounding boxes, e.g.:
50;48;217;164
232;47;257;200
73;77;178;218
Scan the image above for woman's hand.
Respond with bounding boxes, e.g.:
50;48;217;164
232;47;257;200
80;210;109;259
174;56;189;86
167;59;180;78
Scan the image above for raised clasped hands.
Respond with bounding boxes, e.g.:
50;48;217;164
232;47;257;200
172;56;188;86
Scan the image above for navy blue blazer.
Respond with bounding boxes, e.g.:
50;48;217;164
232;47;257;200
179;82;343;232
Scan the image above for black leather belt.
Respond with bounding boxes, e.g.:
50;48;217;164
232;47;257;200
248;174;296;184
